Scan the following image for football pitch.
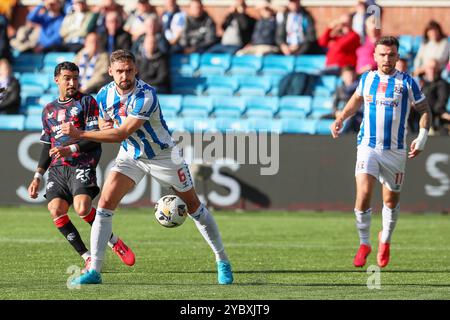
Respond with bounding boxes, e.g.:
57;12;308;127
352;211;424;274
1;206;450;300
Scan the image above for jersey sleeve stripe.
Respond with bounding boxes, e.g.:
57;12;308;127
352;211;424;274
368;73;380;148
397;77;409;149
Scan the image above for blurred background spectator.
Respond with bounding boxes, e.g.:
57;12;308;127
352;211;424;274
179;0;217;54
27;0;65;53
0;13;11;62
236;1;278;56
319;13;360;75
60;0;97;52
93;0;126;35
276;0;321;56
74;32;110;94
421;59;450;135
0;59;20;114
132;15;169;55
414;20;449;76
10;20;40;54
206;0;255;54
136;34;170;94
99;11;132;55
123;0;157;41
161;0;186;53
356;15;381;75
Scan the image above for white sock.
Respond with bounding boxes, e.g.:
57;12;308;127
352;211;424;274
90;207;114;273
381;203;399;243
81;251;91;261
190;204;228;262
108;234;119;248
355;208;372;245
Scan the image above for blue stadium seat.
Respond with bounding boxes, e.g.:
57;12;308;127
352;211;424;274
39;94;55;107
198;53;232;76
170;54;200;76
24;115;42;131
261;55;295;76
0;115;25;130
244;96;279;118
42;52;76;73
183;117;216;132
311;96;334;110
158;94;182;116
203;76;239;96
447;99;450;112
228;55;263;76
266;74;284;96
315;119;334;135
12;53;44;73
412;36;423;55
211;95;245;118
294;55;326;74
215;117;248;132
278;96;312;118
180;95;213;118
19;72;50;91
164;117;185;133
247;117;280;133
398;35;413;54
236;76;271;96
314;75;337;96
171;76;206;95
280;118;317;134
26;104;43;116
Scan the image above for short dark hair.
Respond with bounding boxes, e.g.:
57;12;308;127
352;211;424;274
54;61;79;77
341;65;356;74
375;36;399;50
110;49;135;65
424;20;446;43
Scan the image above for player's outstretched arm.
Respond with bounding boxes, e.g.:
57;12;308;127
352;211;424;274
330;92;363;138
61;116;146;143
408;99;432;159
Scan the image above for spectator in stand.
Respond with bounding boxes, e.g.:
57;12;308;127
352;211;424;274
10;20;40;54
131;15;169;55
93;0;126;35
98;11;132;55
179;0;217;54
414;20;449;76
0;59;20;114
396;57;409;73
235;1;278;56
135;34;170;94
318;13;360;75
0;14;11;62
206;0;255;54
356;15;381;75
27;0;65;53
74;32;110;95
421;59;450;135
60;0;97;52
123;0;157;41
322;66;360;133
276;0;321;56
161;0;186;54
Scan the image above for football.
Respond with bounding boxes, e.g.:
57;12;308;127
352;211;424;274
154;195;188;228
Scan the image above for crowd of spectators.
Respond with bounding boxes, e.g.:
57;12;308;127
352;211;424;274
0;0;448;134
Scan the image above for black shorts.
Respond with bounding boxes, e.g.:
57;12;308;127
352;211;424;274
44;166;100;204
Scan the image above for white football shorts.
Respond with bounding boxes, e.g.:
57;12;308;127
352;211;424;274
355;145;407;192
110;146;193;192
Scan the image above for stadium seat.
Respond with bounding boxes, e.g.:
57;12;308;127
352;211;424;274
280;118;317;134
171;76;206;95
180;95;213;118
244;96;279;118
294;55;326;74
183;117;217;132
211;95;245;118
447;99;450;112
19;72;50;92
398;35;413;55
197;53;232;76
158;94;182;116
42;52;76;73
26;104;43;116
412;36;423;55
12;53;44;73
278;96;312;118
228;55;263;76
315;119;334;135
203;76;239;96
314;75;337;96
266;74;284;96
215;117;248;132
247;117;281;133
236;76;272;96
170;54;200;76
24;115;42;131
39;94;55;107
0;115;25;130
261;55;295;76
311;96;334;111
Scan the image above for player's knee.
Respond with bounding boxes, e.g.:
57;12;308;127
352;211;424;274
74;204;91;217
47;205;66;220
98;196;118;210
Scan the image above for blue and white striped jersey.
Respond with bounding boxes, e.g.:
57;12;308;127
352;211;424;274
356;70;426;150
96;79;174;160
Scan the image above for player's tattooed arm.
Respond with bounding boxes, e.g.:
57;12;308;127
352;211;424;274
331;92;363;138
412;99;431;130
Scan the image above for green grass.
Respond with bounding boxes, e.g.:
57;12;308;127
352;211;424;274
1;206;450;300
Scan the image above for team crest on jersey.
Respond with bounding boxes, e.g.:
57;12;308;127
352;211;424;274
70;107;78;117
118;103;127;116
394;85;403;94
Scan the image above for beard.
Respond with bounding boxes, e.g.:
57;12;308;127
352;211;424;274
117;80;133;91
65;88;77;99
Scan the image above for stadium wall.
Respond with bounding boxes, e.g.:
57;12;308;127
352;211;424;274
11;3;450;37
2;131;450;213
